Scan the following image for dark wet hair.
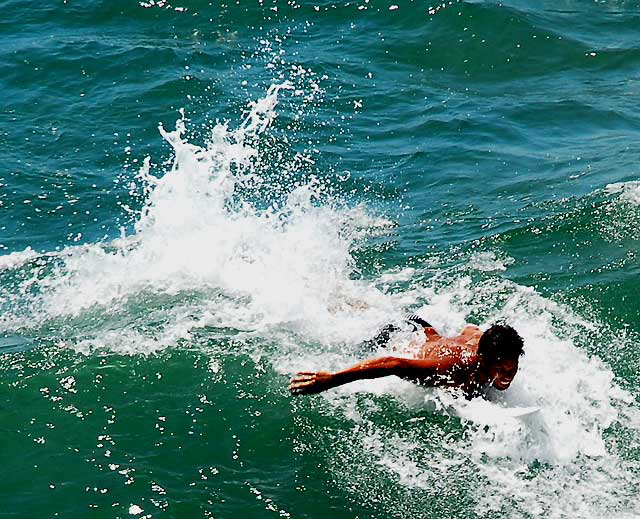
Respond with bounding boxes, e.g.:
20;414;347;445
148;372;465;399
477;323;524;364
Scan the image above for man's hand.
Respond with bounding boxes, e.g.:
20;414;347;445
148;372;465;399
289;371;335;395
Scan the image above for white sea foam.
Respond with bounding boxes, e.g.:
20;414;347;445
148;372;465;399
0;246;38;270
317;276;640;518
469;251;514;272
0;84;402;354
0;84;637;518
605;180;640;204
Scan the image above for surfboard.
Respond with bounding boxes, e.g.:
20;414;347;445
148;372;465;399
503;406;541;419
454;403;541;424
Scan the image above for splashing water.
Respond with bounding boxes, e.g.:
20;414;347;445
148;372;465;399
0;84;398;353
0;84;638;519
293;275;640;518
606;181;640;205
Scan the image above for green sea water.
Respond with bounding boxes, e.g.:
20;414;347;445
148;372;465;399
1;1;640;518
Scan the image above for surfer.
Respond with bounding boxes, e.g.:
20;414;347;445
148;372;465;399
289;316;524;399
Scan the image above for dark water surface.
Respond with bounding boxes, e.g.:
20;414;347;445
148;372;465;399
1;1;639;518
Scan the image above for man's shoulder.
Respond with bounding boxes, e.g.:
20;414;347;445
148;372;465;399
461;324;482;335
434;339;473;362
446;339;480;371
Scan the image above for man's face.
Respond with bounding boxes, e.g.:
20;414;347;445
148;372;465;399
488;358;519;390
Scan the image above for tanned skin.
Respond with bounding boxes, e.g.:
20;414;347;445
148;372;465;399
289;325;519;399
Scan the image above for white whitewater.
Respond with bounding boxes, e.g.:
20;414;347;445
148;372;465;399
0;85;638;519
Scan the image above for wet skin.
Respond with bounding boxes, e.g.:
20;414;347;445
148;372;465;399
289;325;520;399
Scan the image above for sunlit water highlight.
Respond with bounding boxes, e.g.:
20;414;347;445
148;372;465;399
2;83;639;518
2;2;640;518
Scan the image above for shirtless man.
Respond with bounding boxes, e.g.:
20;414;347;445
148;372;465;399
289;317;524;399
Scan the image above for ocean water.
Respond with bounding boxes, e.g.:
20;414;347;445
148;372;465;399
1;1;640;517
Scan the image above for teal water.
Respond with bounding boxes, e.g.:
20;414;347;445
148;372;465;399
2;1;640;517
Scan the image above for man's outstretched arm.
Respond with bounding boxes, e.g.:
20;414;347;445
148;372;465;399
289;356;446;395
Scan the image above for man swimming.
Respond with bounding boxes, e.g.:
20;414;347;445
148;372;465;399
289;316;524;399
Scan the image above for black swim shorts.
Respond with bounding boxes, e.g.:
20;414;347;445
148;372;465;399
362;314;433;351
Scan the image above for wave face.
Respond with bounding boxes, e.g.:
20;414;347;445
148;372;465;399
1;2;640;518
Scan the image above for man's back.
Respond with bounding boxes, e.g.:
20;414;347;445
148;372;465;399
289;321;522;398
413;324;483;360
392;325;483;392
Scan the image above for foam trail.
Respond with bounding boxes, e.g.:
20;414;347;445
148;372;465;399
302;274;640;519
0;84;400;353
605;180;640;204
0;247;38;270
0;82;637;518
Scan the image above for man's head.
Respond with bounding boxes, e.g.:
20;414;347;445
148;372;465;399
477;324;524;390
